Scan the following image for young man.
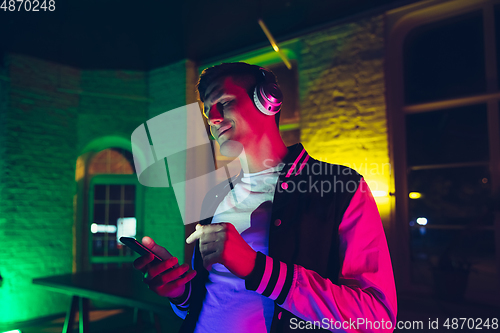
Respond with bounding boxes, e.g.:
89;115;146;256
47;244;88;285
134;62;397;332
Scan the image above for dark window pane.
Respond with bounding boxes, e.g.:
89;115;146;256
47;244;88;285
94;185;106;200
92;237;104;256
108;203;123;224
109;185;122;200
406;104;489;166
123;204;135;217
408;166;493;226
124;185;135;200
404;11;486;104
108;239;119;256
410;229;495;287
93;204;106;224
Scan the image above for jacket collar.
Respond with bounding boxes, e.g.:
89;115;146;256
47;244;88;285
229;142;309;187
218;142;309;195
202;143;310;224
278;143;310;178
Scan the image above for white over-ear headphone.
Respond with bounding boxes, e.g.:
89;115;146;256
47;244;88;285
253;68;283;116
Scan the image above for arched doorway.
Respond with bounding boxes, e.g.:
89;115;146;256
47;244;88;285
75;146;143;271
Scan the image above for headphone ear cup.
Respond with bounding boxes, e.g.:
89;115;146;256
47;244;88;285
253;81;283;116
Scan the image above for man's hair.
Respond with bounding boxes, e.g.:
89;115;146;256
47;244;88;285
196;62;281;127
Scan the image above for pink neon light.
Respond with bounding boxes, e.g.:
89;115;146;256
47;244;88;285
256;256;273;294
285;149;306;178
295;155;310;175
269;261;287;300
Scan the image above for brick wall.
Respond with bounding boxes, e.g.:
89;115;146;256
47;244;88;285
77;70;149;153
0;55;10;320
0;54;79;322
298;15;392;224
143;60;191;262
0;58;8;217
0;54;155;324
300;15;387;167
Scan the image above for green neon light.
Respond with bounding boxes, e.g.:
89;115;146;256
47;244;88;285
279;123;300;131
81;136;132;155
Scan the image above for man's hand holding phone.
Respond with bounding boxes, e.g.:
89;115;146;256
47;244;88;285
131;236;197;299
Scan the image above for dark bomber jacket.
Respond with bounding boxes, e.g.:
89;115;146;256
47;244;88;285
172;143;397;332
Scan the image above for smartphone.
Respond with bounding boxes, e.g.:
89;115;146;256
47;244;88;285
120;237;164;265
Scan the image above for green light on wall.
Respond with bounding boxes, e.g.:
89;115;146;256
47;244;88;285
2;330;22;333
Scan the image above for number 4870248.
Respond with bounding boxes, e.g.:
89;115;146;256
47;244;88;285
1;0;55;11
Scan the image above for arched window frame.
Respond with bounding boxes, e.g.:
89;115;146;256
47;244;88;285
75;138;144;272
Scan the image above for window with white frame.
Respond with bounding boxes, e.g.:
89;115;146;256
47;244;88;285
87;148;142;270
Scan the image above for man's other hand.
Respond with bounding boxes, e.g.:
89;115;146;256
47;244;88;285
186;223;257;278
133;236;196;299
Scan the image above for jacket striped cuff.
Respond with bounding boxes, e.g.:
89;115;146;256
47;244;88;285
245;252;294;305
169;281;191;309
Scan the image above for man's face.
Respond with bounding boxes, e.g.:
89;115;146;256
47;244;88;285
202;76;266;153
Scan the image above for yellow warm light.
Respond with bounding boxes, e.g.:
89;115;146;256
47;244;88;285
75;156;85;181
409;192;422;199
366;178;390;224
315;156;392;223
